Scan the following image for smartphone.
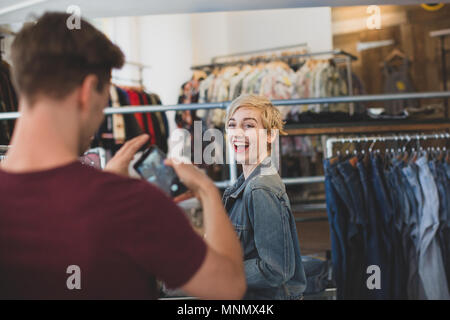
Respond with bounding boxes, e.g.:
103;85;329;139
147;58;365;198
133;145;187;197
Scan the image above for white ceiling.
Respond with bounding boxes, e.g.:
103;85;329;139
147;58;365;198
0;0;448;24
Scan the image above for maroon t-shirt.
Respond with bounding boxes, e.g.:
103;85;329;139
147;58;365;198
0;161;206;299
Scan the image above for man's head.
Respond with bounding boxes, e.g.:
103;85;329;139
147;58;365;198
10;12;124;154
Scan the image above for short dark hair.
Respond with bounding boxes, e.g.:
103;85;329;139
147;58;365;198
10;12;124;104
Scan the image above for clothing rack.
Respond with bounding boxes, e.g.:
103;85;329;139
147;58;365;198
192;49;358;114
1;91;450;189
97;91;450;116
211;42;309;64
191;49;357;70
0;91;449;119
326;132;450;158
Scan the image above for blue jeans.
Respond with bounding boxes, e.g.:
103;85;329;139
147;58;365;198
356;158;387;299
385;162;408;299
435;161;450;289
416;156;450;299
324;159;348;300
393;160;421;300
429;160;449;288
370;155;394;299
302;256;330;295
337;159;367;299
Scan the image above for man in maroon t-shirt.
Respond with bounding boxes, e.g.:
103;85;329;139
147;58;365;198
0;12;245;299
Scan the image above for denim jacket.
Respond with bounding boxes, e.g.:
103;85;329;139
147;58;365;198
222;158;307;300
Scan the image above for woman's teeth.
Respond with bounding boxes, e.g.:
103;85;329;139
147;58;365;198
234;143;249;153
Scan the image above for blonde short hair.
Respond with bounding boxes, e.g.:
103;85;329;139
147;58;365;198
225;94;287;135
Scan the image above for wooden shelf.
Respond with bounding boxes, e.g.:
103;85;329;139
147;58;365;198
284;119;450;135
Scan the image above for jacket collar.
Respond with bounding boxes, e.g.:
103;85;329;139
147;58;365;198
223;157;275;199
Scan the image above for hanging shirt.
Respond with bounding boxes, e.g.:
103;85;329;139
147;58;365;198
110;85;126;144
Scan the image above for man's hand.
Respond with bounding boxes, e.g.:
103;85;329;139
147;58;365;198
105;134;149;177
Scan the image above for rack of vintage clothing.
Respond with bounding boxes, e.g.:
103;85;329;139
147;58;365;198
178;43;309;131
93;83;169;157
186;49;359;131
0;31;18;146
324;133;450;300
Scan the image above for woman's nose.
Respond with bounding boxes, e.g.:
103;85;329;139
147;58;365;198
228;127;245;137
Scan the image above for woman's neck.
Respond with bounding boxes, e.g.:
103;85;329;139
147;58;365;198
242;163;258;180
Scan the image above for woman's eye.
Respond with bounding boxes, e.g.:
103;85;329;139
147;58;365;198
244;124;255;129
227;123;235;128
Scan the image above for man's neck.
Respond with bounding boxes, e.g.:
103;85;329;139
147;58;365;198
1;101;80;173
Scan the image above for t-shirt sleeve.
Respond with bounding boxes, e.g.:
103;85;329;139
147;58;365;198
111;181;207;289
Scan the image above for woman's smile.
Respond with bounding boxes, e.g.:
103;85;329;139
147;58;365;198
233;140;250;153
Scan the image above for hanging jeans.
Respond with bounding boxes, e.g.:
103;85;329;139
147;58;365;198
356;158;387;299
385;162;408;299
429;160;450;290
394;160;421;300
438;161;450;290
337;159;367;299
370;155;394;299
416;156;450;299
324;159;348;300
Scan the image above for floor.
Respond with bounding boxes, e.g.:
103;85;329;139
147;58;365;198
294;210;330;258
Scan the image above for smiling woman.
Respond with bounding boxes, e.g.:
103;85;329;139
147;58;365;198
226;94;287;175
223;94;307;300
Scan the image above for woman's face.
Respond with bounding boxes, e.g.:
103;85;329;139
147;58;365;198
226;107;270;165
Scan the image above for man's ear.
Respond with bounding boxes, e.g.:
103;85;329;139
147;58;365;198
78;74;98;113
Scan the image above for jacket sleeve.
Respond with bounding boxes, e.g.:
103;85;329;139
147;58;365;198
244;187;297;289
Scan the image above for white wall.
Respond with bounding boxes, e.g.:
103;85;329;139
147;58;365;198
98;14;194;134
226;7;333;56
97;7;333;134
191;12;229;65
190;7;333;65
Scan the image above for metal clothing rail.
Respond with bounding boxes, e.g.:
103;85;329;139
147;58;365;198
325;132;450;158
211;42;308;64
2;92;450;190
1;91;450;119
70;91;450;115
191;49;357;70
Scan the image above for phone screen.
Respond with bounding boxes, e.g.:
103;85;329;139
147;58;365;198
133;146;187;197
